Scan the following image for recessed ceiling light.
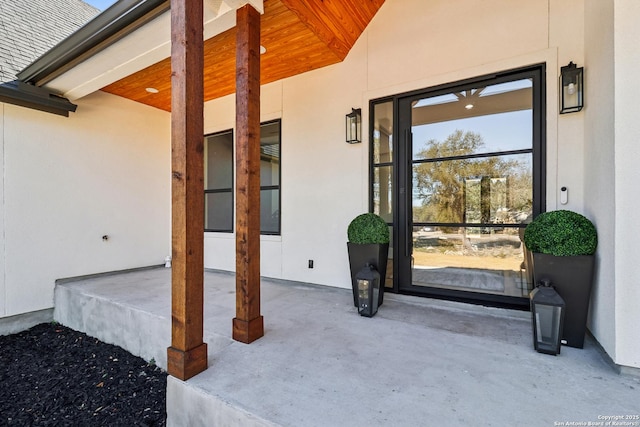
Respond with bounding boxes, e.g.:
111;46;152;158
146;87;159;94
465;103;474;110
260;45;267;54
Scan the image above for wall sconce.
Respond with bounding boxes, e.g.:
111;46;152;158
346;108;362;144
560;62;584;114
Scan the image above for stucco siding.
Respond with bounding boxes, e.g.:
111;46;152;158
584;0;616;365
613;0;640;369
202;0;587;293
1;92;170;316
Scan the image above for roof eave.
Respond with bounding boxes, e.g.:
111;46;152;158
17;0;169;86
0;81;77;117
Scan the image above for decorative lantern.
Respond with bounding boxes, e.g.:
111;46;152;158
530;279;566;355
560;62;584;114
356;263;380;317
346;108;362;144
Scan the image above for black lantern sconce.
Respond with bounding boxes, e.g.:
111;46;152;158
346;108;362;144
356;263;380;317
560;61;584;114
530;279;566;355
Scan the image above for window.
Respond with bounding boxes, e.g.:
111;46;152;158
259;120;281;235
204;120;281;235
205;130;234;232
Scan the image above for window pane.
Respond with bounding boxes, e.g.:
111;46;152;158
412;154;533;225
412;225;530;297
260;189;280;234
373;165;393;223
411;78;533;159
261;122;280;186
260;121;281;234
205;192;233;231
373;101;393;164
204;121;281;234
205;131;233;190
260;145;279;186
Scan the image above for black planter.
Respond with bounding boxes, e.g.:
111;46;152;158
347;242;389;307
531;253;595;348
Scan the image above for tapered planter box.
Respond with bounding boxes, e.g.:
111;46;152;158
347;242;388;308
531;253;595;348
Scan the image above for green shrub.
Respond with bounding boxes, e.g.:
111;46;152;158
347;213;390;244
523;210;597;256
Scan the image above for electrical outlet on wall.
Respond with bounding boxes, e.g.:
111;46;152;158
308;260;314;268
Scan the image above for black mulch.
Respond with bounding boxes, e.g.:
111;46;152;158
0;323;167;426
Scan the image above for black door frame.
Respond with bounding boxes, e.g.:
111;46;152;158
370;64;546;309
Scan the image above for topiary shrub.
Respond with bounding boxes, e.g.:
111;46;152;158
347;213;390;244
523;210;597;256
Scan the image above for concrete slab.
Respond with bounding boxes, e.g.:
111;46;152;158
54;268;640;427
0;308;53;336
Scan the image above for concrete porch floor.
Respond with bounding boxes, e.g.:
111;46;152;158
54;268;639;426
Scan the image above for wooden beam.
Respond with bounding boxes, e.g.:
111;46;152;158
167;0;207;381
233;4;264;344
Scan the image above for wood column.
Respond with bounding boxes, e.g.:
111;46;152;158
167;0;207;381
233;4;264;344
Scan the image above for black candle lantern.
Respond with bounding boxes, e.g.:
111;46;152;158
356;263;380;317
560;62;584;114
346;108;361;144
530;279;566;355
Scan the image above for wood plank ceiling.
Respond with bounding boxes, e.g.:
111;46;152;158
101;0;385;111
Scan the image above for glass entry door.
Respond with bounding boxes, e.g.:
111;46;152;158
392;68;544;305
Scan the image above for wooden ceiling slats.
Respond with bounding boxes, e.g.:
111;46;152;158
279;0;351;60
101;0;384;111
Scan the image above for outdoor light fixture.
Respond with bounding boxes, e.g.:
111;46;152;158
346;108;362;144
356;263;380;317
530;279;566;355
560;61;584;113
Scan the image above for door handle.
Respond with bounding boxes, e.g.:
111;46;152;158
405;128;412;257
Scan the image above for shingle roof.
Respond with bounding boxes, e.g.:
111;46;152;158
0;0;99;84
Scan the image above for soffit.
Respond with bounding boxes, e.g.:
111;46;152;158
37;0;259;101
100;0;385;111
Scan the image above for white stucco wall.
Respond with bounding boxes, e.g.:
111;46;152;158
203;0;586;292
0;91;170;317
2;0;633;369
584;0;616;364
582;0;640;370
0;0;634;369
612;0;640;369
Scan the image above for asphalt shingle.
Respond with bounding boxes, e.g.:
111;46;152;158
0;0;99;83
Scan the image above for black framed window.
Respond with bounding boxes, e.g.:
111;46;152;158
204;120;281;235
205;129;234;232
259;120;281;235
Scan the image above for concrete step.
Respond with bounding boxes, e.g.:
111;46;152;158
55;267;233;370
53;268;276;426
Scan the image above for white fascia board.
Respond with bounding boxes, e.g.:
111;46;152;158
45;0;263;101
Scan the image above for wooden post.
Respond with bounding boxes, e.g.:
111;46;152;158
233;4;264;344
167;0;207;380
